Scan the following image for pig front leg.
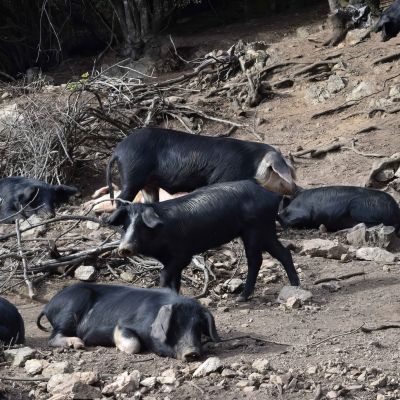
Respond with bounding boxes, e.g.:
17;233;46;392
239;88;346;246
48;333;84;349
160;258;191;293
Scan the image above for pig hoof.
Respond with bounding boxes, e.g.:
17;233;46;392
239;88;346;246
236;295;248;302
66;337;85;350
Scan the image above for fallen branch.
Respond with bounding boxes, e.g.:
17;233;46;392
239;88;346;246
361;323;400;333
290;139;348;158
314;271;366;285
307;324;365;348
372;51;400;65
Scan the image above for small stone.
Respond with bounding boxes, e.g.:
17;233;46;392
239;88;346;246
370;376;387;388
221;369;236;378
286;296;301;309
236;380;250;388
326;390;339;399
198;297;213;307
347;81;374;101
42;361;72;378
4;347;36;367
251;359;270;373
300;239;348;260
377;394;386;400
375;169;395;183
102;370;141;394
120;271;135;282
321;282;341;292
346;384;363;390
278;286;313;304
157;369;176;385
327;74;345;94
47;372;99;393
1;92;10;99
243;386;257;392
223;278;243;293
74;265;97;281
86;220;100;230
356;247;396;263
248;373;263;384
307;366;318;374
25;359;49;376
357;371;367;382
296;26;310;38
140;377;157;388
345;28;370;45
50;381;102;399
193;357;222;377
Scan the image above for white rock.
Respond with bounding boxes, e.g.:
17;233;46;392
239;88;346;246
221;368;236;378
296;26;310;38
286;296;301;309
377;394;386;400
327;74;345;94
74;265;97;281
251;359;270;373
198;297;213;307
248;372;263;383
4;347;36;367
347;81;374;101
356;247;396;263
25;359;49;376
47;372;99;393
236;380;250;388
157;369;176;385
102;370;141;394
86;220;100;230
243;386;257;392
120;271;135;282
278;286;313;304
42;361;72;378
300;239;348;259
193;357;222;377
345;28;369;45
140;377;157;388
326;390;339;399
223;278;243;293
321;282;342;292
307;366;318;374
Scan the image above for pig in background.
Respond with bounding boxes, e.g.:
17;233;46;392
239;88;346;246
106;127;297;205
37;283;220;361
0;297;25;345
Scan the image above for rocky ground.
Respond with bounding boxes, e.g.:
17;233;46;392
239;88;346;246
1;4;400;400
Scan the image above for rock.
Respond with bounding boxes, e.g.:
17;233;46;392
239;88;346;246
389;178;400;192
307;366;318;374
49;382;102;399
300;239;348;260
375;169;395;182
356;247;396;263
120;271;135;282
74;265;96;282
251;359;270;374
327;74;346;94
193;357;222;377
102;371;141;394
370;376;387;388
248;372;263;384
347;81;374;101
286;296;302;309
0;103;19;130
25;359;49;376
278;286;313;304
296;26;310;38
4;347;36;367
223;278;243;293
47;372;99;393
86;221;100;230
243;386;257;392
140;377;157;388
321;282;341;292
326;390;339;399
1;92;10;99
157;369;176;385
347;223;400;250
198;297;213;307
376;394;386;400
305;84;331;104
396;166;400;178
345;28;369;45
236;380;250;388
221;368;236;378
357;371;367;382
42;361;72;378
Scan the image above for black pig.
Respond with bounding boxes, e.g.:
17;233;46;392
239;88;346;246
375;0;400;41
0;177;78;223
279;186;400;233
107;127;297;203
37;283;220;361
106;180;300;301
0;297;25;345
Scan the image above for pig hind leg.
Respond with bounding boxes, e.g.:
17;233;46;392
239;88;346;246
113;325;141;354
238;232;264;302
263;234;300;287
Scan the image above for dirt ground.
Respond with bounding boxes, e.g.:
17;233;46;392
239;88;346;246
2;4;400;400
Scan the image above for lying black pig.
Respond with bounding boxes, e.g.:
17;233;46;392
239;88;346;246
107;127;297;203
0;177;78;223
106;180;300;301
37;283;220;361
0;297;25;345
375;0;400;41
279;186;400;233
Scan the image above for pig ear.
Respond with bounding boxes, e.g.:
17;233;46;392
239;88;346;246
202;309;220;342
151;304;173;343
105;207;128;226
265;152;295;185
142;207;163;229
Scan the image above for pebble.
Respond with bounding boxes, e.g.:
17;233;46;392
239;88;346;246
193;357;222;378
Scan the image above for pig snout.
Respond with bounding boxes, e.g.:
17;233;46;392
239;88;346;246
118;242;136;257
178;347;201;362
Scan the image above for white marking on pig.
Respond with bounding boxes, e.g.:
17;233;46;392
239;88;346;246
49;333;85;349
118;213;137;254
113;325;141;354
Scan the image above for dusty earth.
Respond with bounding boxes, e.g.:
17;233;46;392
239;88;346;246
1;4;400;400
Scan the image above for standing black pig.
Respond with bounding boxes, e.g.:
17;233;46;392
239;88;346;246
278;186;400;233
375;0;400;41
0;177;78;223
0;297;25;345
37;283;219;361
105;180;300;301
106;127;297;203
